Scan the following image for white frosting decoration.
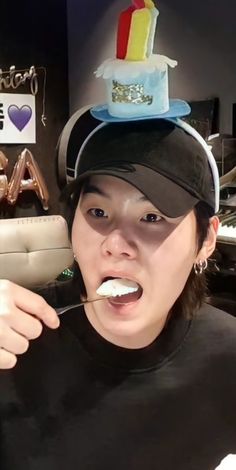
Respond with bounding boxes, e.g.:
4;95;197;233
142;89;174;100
95;54;177;80
96;278;139;297
215;454;236;469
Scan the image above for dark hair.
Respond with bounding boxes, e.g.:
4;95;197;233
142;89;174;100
61;183;212;318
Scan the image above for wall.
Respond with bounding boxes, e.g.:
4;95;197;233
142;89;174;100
67;0;236;134
0;0;69;217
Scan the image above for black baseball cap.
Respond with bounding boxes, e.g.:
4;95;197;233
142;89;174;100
75;119;215;217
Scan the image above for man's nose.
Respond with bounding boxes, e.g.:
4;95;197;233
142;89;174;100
101;229;137;259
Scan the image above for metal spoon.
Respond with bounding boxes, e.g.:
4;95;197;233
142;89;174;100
56;297;109;316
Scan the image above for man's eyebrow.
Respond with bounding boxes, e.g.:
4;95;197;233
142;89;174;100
82;182;150;203
139;194;148;202
82;184;110;198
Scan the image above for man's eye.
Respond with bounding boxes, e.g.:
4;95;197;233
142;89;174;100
141;213;162;223
89;208;108;218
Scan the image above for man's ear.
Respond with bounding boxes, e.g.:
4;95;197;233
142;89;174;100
196;216;219;262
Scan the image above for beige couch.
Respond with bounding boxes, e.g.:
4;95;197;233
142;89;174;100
0;215;73;288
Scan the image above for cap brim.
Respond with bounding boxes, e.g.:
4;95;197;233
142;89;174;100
77;164;199;217
91;99;191;123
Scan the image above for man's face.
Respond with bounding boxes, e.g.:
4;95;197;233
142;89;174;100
72;175;202;348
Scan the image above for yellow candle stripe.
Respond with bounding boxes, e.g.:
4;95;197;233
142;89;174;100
125;8;152;61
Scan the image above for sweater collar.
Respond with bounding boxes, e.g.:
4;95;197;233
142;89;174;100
62;306;192;372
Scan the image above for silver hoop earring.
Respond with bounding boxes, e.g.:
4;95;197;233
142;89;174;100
194;259;208;275
73;254;77;263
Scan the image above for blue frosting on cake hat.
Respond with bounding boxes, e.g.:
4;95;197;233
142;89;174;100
91;99;191;122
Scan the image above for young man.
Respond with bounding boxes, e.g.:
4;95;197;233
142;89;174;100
0;119;235;470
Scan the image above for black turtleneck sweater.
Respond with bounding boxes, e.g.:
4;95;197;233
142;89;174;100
0;303;236;470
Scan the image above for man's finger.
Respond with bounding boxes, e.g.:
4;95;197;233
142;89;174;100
0;324;29;355
7;309;43;340
0;281;60;329
0;348;17;369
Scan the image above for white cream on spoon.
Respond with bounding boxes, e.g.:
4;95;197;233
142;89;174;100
96;278;139;298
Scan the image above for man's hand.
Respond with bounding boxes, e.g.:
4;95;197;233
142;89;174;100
0;280;60;369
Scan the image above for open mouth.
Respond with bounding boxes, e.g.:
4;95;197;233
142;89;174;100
97;277;143;304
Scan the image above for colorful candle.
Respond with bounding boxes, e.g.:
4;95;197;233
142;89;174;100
116;0;159;61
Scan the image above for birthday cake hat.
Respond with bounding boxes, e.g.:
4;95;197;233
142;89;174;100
92;0;191;122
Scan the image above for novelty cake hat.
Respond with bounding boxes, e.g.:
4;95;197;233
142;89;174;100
92;0;191;121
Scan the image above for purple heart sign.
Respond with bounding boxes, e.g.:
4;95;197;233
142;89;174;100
8;105;32;131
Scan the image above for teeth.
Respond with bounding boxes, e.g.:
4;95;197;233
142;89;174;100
97;278;139;297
